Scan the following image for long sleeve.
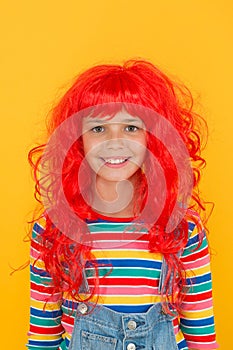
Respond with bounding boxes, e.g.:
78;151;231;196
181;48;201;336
180;219;218;349
27;221;65;349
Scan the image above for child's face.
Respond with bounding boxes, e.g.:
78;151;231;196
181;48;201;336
82;110;147;184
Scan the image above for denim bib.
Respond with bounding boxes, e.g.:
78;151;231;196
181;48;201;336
69;258;178;350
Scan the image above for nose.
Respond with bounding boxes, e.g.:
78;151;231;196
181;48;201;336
105;125;125;149
106;138;124;150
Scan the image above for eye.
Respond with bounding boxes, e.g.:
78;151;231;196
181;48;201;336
91;125;105;133
125;125;139;132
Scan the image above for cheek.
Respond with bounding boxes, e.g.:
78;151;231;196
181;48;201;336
138;146;147;162
134;138;147;159
82;135;98;156
82;134;91;156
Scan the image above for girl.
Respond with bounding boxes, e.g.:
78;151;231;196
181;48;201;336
27;59;218;350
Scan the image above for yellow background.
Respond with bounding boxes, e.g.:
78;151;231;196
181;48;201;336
0;1;232;348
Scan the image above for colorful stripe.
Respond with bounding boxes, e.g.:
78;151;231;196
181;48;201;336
26;216;218;350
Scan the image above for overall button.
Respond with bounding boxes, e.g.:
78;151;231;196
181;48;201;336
127;343;136;350
127;320;137;330
78;303;88;314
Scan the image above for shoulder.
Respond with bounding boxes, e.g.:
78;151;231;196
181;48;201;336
186;209;204;235
31;215;47;241
184;209;207;251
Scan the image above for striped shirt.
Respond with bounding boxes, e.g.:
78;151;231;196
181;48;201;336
27;215;218;350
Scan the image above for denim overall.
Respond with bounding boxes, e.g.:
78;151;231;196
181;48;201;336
69;258;178;350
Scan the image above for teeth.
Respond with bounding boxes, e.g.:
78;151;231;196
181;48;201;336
105;158;127;164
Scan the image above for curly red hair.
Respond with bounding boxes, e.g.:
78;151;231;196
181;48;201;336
29;59;207;310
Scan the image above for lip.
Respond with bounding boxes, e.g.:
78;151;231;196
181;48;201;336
100;156;131;168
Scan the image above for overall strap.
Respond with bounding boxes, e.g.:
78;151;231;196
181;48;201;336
158;252;181;295
78;268;90;293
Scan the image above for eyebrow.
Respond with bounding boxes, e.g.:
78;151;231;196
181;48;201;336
122;118;143;124
84;118;143;125
84;119;107;125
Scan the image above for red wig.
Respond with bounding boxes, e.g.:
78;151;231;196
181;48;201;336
29;59;207;310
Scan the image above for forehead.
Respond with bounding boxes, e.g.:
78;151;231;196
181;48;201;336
83;110;145;127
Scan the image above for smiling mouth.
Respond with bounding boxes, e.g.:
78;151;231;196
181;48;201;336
102;157;130;165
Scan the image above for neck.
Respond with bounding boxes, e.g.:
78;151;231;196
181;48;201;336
90;176;136;218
